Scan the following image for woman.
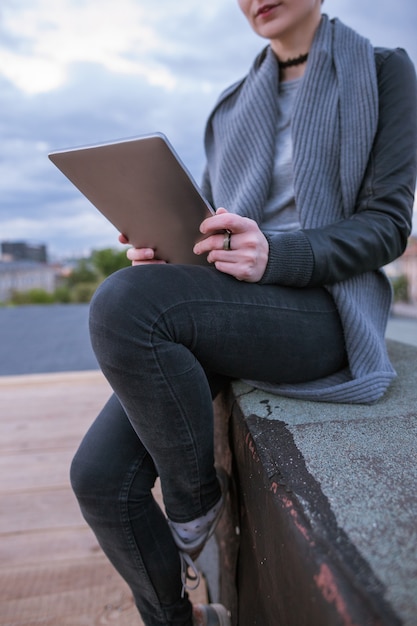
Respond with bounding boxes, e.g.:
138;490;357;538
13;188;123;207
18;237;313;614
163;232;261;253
71;1;417;625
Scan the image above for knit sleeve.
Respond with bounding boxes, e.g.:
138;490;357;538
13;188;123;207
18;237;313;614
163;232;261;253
261;48;417;288
259;231;314;286
298;48;417;287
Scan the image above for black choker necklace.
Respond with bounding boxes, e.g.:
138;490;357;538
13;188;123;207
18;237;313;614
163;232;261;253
279;52;309;69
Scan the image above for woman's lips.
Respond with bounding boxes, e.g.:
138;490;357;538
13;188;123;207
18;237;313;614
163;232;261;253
255;3;280;18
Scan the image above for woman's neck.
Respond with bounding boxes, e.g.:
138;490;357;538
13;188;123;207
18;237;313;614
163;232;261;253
270;12;321;81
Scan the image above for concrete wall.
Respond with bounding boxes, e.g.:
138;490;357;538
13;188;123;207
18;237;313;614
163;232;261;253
208;340;417;626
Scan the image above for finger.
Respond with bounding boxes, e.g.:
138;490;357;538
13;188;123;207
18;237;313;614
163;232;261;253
127;247;155;262
207;249;237;265
119;233;129;244
212;257;259;282
194;232;233;256
199;208;234;235
200;212;252;237
200;215;231;235
211;258;243;280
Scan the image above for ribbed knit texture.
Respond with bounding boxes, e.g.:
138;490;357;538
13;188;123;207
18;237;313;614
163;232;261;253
203;16;395;404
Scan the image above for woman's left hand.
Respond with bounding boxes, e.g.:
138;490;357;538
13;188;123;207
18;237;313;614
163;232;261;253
193;207;269;282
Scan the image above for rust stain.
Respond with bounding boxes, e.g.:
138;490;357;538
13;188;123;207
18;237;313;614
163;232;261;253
270;484;316;547
245;432;259;463
314;563;359;626
281;493;313;544
273;490;315;547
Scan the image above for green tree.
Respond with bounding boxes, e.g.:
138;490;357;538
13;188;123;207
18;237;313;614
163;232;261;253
61;248;130;303
91;248;130;278
70;282;99;303
53;286;72;303
9;288;55;305
391;274;409;303
2;248;131;306
66;258;98;287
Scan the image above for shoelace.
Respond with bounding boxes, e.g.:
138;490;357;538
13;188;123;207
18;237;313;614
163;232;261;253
179;551;201;597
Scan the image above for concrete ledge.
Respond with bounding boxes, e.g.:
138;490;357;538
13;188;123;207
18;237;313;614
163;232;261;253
211;340;417;626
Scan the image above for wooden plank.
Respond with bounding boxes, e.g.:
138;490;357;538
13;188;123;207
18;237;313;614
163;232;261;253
0;559;208;626
0;488;83;534
0;527;102;568
0;448;75;493
0;417;97;454
0;372;207;625
0;374;111;454
0;559;143;626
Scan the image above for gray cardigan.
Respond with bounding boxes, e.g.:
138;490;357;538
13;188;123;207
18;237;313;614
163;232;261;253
201;17;417;404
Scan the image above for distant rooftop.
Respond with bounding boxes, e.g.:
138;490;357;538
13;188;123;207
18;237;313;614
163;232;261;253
1;241;48;263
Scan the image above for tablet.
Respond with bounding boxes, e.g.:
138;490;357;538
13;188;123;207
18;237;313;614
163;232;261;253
48;132;214;265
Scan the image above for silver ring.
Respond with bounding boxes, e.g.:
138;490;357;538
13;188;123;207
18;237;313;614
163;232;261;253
223;231;232;251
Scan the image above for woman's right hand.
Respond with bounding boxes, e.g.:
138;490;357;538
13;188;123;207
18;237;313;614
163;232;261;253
118;234;167;266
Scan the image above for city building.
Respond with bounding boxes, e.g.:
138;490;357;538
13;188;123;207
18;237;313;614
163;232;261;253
1;241;48;264
0;242;57;303
0;261;57;303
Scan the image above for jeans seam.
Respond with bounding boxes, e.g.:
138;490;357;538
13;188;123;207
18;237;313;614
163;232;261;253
118;454;167;624
150;302;216;510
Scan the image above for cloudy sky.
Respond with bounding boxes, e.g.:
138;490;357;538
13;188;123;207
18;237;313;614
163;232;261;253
1;0;416;260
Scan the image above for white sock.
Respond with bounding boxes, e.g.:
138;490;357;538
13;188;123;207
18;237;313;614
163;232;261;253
170;495;223;544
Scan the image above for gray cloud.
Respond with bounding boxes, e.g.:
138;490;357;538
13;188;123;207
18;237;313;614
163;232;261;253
0;0;416;259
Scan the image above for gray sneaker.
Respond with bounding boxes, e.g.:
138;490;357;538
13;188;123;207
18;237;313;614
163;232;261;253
192;603;231;626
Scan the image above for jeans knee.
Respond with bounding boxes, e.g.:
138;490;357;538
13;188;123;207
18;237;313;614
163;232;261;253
69;444;99;502
71;448;123;532
70;434;120;505
89;269;129;329
89;268;143;367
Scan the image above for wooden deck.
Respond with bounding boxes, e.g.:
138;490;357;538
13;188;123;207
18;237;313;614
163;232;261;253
0;371;206;625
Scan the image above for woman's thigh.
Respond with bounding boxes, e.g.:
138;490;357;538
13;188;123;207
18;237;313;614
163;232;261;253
91;264;347;385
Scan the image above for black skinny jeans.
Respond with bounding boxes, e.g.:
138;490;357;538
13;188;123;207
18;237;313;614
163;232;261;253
71;264;346;626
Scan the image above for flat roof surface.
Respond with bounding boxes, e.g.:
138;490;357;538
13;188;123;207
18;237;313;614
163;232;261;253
233;340;417;626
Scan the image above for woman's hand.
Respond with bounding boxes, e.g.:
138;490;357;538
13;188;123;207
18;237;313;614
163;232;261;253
118;234;167;266
193;208;269;282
